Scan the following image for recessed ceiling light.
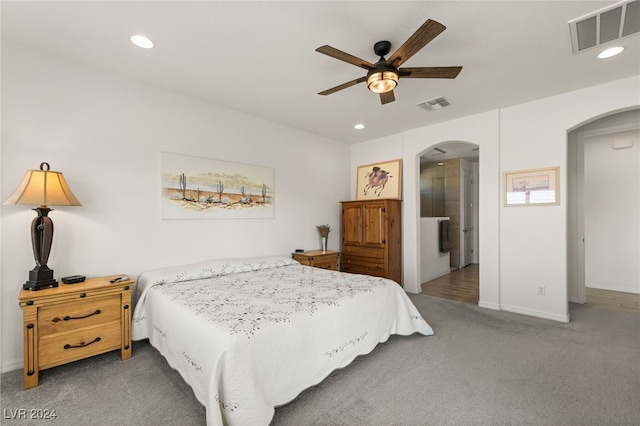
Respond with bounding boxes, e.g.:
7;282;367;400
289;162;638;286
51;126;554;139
130;35;154;49
597;46;624;59
354;124;365;130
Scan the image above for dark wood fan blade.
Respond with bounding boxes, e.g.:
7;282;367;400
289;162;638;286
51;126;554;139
316;45;374;70
318;76;367;95
399;66;462;79
387;19;446;67
380;90;395;105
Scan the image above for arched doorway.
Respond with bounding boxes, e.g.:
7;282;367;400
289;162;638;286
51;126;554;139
568;108;640;307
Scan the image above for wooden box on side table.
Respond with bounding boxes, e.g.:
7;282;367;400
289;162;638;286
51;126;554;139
18;275;134;389
292;250;340;271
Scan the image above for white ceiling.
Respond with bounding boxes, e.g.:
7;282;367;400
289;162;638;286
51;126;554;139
2;1;638;145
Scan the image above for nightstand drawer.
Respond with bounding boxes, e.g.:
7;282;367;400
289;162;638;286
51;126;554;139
292;250;340;271
38;294;121;336
39;322;122;369
310;257;339;270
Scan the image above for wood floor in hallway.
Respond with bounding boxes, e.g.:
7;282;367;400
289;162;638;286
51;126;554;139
421;264;479;305
586;287;640;313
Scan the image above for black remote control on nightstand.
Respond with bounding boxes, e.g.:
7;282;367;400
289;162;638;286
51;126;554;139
61;275;86;284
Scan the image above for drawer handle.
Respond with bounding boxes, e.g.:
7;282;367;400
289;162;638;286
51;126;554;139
53;310;101;323
64;337;101;350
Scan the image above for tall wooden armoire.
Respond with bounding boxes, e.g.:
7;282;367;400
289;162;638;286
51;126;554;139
340;199;402;284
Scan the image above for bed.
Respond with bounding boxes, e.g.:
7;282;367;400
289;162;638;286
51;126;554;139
131;255;433;425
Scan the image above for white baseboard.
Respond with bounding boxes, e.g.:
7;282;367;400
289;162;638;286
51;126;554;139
2;358;23;374
421;270;450;284
587;284;640;295
478;300;500;311
501;304;570;323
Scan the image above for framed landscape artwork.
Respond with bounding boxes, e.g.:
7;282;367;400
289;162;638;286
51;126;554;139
503;166;559;206
161;152;274;219
356;159;402;200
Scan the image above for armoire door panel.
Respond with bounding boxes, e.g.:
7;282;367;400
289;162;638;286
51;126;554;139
362;203;386;247
342;204;363;246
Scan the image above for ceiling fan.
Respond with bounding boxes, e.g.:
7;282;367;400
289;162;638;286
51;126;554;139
316;19;462;105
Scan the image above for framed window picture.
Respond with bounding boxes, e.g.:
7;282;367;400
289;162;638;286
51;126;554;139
504;166;559;206
356;159;402;200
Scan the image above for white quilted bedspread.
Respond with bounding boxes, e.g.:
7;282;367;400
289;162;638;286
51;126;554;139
132;256;433;425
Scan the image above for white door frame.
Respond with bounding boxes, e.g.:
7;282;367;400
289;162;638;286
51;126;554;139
462;168;474;267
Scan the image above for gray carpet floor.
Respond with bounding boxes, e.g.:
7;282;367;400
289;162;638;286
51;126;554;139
1;294;639;426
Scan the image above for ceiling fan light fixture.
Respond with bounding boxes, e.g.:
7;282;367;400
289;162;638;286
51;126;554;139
367;71;398;93
367;62;399;94
367;70;398;94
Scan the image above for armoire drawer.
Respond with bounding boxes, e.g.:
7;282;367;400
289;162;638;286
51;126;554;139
341;255;386;276
38;294;121;336
341;245;385;259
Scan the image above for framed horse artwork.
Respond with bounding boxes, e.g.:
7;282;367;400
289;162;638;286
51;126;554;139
356;159;402;200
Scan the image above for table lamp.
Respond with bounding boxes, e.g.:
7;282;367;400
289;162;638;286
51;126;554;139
3;162;82;290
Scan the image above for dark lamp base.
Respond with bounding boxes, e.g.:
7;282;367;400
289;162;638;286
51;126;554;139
24;266;59;291
23;279;58;291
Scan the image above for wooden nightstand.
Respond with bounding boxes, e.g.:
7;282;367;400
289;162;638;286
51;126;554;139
18;275;133;389
292;250;340;271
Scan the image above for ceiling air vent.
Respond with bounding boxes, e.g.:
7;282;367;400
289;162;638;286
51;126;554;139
417;96;451;111
569;0;639;54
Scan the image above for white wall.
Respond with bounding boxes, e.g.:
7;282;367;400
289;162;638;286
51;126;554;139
0;42;350;371
499;77;639;322
351;76;640;323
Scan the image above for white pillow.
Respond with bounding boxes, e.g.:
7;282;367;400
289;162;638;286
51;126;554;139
138;255;298;286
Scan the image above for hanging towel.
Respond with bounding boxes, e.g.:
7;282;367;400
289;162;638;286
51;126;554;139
439;219;453;253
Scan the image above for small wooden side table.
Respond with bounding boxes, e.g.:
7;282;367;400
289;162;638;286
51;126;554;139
18;275;133;389
292;250;340;271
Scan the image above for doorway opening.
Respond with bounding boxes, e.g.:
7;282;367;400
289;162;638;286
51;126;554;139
418;141;479;304
567;108;640;309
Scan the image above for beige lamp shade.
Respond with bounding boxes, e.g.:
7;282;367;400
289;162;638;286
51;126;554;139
4;162;82;207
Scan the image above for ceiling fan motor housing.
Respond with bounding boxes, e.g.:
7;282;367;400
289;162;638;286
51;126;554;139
373;40;392;58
